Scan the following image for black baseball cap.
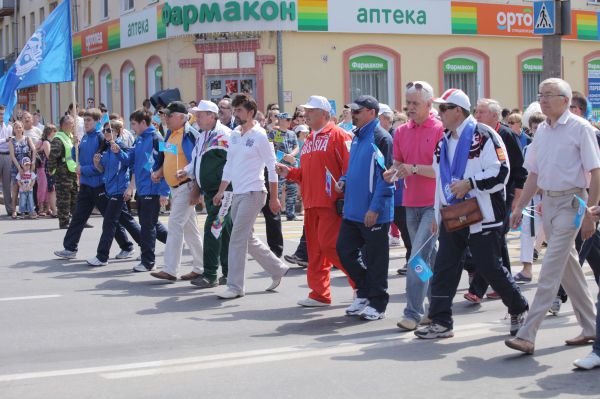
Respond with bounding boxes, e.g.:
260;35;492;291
349;95;380;113
159;101;188;115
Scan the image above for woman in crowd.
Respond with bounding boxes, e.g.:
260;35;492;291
8;121;36;219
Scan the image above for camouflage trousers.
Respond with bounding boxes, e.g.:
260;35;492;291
55;171;78;228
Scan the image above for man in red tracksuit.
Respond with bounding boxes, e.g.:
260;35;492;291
276;95;355;307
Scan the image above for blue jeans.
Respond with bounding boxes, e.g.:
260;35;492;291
404;206;437;322
19;190;35;213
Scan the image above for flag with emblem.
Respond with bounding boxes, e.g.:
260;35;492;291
574;195;587;228
0;0;73;122
325;167;333;197
159;141;178;155
371;143;387;170
408;255;433;282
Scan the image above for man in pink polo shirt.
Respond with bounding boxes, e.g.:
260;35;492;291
384;81;444;331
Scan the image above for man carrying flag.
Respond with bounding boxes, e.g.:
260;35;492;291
335;95;394;321
150;101;204;282
275;95;355;307
415;89;528;339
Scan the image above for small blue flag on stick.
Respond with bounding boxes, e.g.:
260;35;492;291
325;168;333;197
408;255;433;282
574;195;587;228
159;141;178;155
371;143;386;170
276;150;285;162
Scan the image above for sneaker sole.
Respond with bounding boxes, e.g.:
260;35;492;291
361;314;385;321
54;252;76;260
397;321;418;331
415;331;454;339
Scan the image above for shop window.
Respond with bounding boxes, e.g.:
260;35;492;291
443;57;482;110
83;69;95;105
99;66;112;112
121;63;135;127
349;55;390;104
146;57;163;97
205;53;220;70
522;58;543;109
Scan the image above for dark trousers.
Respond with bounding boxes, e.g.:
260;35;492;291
394;206;412;261
261;183;284;258
294;227;308;260
137;194;168;269
203;192;231;281
96;194;127;262
63;184;134;253
336;219;390;312
429;225;528;329
468;197;513;297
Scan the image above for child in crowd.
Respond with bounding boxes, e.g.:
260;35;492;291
16;157;37;219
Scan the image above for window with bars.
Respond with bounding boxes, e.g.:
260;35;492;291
349;70;389;104
443;72;477;111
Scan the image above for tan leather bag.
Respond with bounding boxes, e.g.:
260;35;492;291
440;198;483;232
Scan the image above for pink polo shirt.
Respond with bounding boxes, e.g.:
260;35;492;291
393;114;444;207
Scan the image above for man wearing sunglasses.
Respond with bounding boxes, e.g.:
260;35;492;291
383;81;444;331
336;95;395;321
415;89;528;339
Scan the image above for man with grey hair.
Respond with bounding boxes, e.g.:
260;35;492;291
506;78;599;354
378;104;394;133
150;101;204;282
466;97;527;302
383;81;444;330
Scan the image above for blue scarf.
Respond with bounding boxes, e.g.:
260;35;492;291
439;119;476;205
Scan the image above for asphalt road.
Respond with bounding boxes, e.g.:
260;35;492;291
1;214;599;399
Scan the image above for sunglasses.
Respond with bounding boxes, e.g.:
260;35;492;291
406;82;424;90
103;127;113;134
507;121;520;125
438;104;457;113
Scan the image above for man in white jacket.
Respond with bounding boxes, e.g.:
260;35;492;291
415;89;528;340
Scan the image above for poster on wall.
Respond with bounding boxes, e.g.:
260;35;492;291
588;59;600;120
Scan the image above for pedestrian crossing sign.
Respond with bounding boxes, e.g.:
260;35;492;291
533;1;555;35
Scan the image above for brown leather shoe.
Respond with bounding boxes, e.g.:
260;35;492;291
180;271;201;281
565;335;596;346
505;337;535;354
150;271;176;281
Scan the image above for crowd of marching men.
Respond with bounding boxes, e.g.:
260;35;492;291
2;77;600;371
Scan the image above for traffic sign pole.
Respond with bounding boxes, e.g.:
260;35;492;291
542;0;566;80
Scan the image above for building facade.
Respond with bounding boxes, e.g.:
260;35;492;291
3;0;600;125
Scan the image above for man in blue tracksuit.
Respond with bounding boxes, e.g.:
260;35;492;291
125;109;169;272
54;109;140;260
87;124;132;266
336;95;395;321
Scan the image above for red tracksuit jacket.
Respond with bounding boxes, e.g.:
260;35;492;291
287;122;352;210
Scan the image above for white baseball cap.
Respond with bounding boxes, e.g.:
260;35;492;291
191;100;219;114
301;95;331;113
433;89;471;112
294;124;310;134
378;103;393;116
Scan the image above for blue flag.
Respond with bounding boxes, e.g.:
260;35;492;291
325;168;332;197
371;143;386;170
408;255;433;282
143;151;155;172
0;0;73;122
276;150;285;162
159;141;178;155
574;195;587;228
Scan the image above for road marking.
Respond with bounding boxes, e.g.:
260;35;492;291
0;321;507;382
0;294;62;302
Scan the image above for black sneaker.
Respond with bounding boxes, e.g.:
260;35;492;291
283;254;298;265
414;323;454;339
296;258;308;268
510;312;526;336
218;276;227;285
191;276;219;288
397;265;408;275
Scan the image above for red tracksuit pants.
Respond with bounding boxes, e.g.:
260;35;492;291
305;207;355;303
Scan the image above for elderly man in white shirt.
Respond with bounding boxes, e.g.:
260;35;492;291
506;78;600;355
213;94;289;299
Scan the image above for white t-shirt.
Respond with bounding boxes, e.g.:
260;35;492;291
24;127;42;144
222;121;277;194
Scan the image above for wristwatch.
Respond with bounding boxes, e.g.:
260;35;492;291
411;164;418;175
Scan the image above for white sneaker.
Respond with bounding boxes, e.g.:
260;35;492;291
297;297;329;307
345;298;369;316
397;318;418;331
217;287;244;299
389;236;401;247
359;306;385;321
573;352;600;370
115;249;135;259
266;267;289;291
86;257;108;267
132;263;155;272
